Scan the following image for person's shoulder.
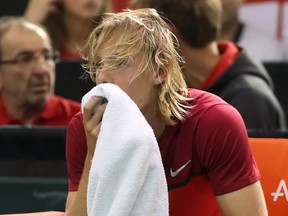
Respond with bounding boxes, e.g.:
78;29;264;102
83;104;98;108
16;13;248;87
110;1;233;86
49;94;81;109
186;88;244;125
188;88;228;107
224;49;274;90
67;111;84;134
69;111;83;125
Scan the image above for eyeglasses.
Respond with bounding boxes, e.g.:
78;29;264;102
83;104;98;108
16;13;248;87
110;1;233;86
0;50;60;67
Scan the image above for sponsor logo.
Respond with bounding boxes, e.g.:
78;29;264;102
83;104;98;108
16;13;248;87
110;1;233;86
271;179;288;202
170;160;191;177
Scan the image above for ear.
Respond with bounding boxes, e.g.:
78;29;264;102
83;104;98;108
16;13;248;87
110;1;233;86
153;68;166;85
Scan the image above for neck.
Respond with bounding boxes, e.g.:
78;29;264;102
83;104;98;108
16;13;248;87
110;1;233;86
180;40;220;88
2;95;46;125
63;12;95;53
145;112;167;141
220;19;242;42
142;91;167;141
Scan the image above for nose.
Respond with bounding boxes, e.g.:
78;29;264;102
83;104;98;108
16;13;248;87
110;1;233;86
31;56;53;75
95;69;112;85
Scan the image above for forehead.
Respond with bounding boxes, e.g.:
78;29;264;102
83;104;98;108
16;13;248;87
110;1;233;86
1;24;52;56
96;43;147;67
97;31;144;60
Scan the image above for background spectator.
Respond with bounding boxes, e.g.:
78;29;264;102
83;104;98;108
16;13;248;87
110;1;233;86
0;17;80;125
24;0;108;59
131;0;286;131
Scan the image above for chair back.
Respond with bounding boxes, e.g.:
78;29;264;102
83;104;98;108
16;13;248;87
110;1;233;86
55;60;95;102
249;138;288;216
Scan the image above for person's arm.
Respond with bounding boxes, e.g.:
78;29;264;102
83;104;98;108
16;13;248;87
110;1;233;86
65;97;107;216
217;181;268;216
194;102;268;215
65;154;93;216
24;0;61;24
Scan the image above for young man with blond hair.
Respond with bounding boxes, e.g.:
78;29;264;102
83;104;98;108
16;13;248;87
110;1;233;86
65;8;267;215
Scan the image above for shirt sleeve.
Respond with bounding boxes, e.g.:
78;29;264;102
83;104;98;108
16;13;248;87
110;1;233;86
66;112;87;191
194;104;260;196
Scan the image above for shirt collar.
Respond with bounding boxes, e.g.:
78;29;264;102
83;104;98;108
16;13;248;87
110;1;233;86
199;41;240;90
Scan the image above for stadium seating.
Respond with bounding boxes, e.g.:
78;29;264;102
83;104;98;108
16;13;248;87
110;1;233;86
0;126;67;214
55;60;95;102
250;138;288;216
0;0;28;16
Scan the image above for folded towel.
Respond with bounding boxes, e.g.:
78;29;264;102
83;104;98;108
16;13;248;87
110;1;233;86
81;83;169;216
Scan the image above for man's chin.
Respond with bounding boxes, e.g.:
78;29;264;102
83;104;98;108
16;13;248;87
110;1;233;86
28;94;51;107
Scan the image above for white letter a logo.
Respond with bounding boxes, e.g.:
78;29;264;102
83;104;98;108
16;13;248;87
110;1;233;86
271;180;288;202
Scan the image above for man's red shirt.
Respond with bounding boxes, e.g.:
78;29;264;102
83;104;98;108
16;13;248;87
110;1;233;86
0;94;80;126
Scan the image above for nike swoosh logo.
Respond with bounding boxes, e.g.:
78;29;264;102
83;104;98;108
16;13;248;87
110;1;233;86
170;160;191;177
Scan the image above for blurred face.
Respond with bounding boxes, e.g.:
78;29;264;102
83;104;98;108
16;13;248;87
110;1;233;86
221;0;244;27
0;24;55;107
95;51;163;113
63;0;105;19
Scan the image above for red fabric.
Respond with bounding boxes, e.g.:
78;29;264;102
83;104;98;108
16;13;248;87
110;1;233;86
60;48;81;60
66;89;260;215
111;0;129;12
66;111;87;191
0;95;80;126
169;176;221;216
160;89;259;196
199;41;239;90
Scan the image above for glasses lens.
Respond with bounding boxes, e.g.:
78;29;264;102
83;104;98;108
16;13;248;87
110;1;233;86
52;51;60;63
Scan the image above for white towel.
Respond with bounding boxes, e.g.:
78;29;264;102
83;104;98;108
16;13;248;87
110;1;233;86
81;83;169;216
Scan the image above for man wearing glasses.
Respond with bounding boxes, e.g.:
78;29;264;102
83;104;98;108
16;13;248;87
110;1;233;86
0;17;80;126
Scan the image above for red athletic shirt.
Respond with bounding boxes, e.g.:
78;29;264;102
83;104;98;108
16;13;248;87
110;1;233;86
66;89;260;215
0;94;80;126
